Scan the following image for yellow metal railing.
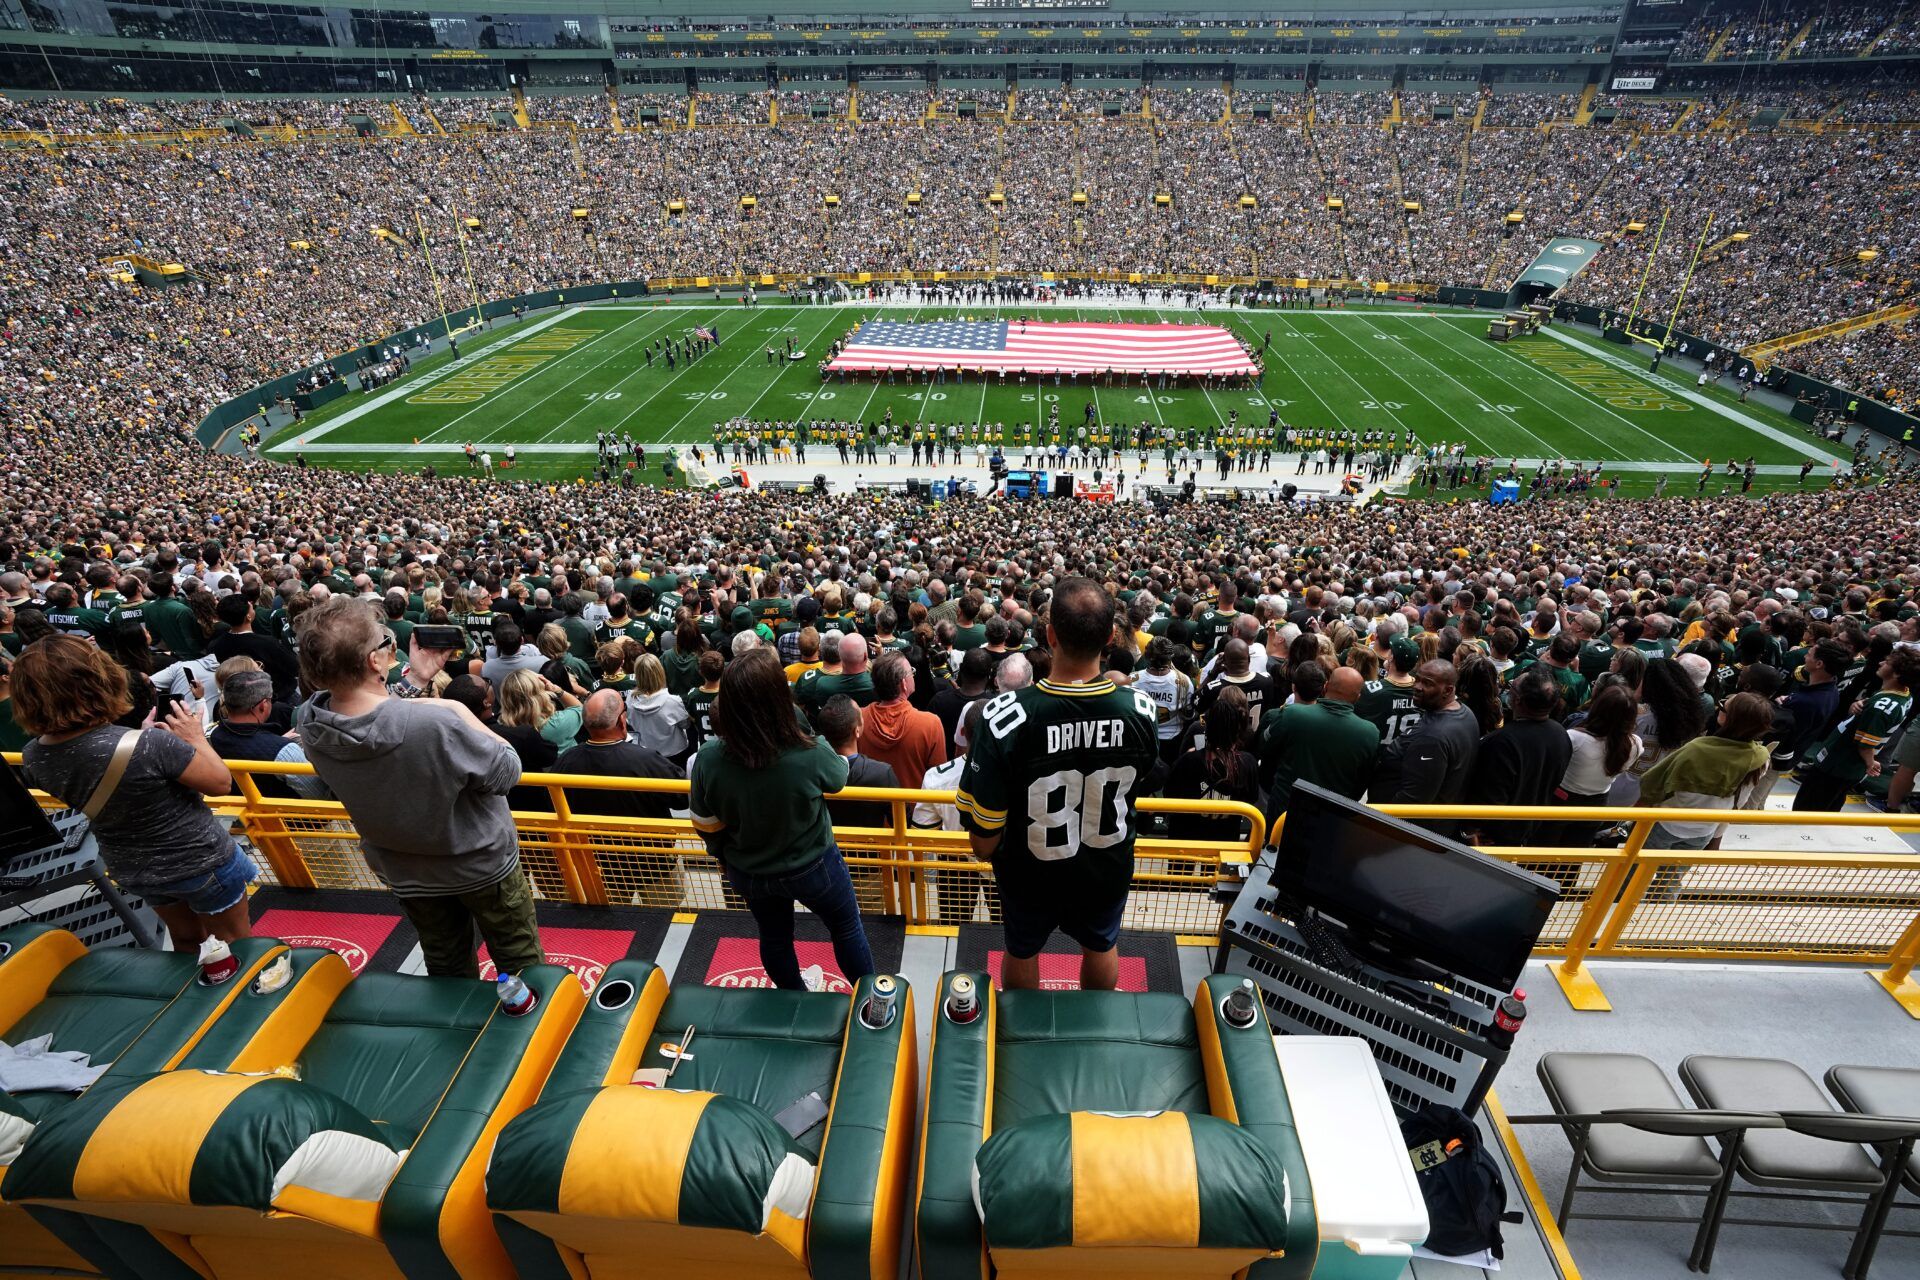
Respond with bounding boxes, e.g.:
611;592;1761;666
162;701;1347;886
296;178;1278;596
10;755;1919;1016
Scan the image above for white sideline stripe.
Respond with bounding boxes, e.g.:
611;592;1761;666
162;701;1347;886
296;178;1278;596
276;442;1824;472
1540;326;1845;464
284;307;584;446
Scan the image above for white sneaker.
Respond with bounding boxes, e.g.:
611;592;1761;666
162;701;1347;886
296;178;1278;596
801;964;827;993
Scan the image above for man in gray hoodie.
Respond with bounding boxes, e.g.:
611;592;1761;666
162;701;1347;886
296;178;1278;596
295;596;544;978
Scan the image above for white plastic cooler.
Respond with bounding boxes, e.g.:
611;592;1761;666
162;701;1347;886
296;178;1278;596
1274;1035;1430;1280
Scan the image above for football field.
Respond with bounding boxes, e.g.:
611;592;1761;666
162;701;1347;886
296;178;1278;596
270;301;1850;496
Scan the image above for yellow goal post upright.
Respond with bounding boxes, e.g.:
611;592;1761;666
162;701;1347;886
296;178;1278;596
1661;211;1715;350
1621;206;1668;349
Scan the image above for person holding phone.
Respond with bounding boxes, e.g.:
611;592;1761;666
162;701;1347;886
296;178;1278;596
15;635;254;951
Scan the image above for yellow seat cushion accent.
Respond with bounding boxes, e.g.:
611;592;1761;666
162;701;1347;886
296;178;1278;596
557;1088;711;1222
991;1244;1273;1279
1070;1112;1200;1248
72;1073;271;1204
502;1212;812;1276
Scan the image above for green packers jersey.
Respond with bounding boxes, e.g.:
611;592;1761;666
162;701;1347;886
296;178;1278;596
596;618;655;650
1355;678;1423;744
1804;688;1912;784
957;678;1158;884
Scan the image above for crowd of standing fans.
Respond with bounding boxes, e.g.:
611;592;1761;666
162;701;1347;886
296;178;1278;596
10;434;1920;984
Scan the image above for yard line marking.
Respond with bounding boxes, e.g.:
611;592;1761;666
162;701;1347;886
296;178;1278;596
529;308;742;444
1540;324;1846;464
273;307;582;448
568;308;771;445
598;309;755;438
1352;313;1560;457
1307;312;1499;455
1225;313;1347;430
728;308;847;425
511;308;699;445
417;308;665;448
1273;312;1430;441
1420;316;1690;462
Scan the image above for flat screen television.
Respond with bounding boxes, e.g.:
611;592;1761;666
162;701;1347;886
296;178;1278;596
0;759;63;874
1272;782;1560;993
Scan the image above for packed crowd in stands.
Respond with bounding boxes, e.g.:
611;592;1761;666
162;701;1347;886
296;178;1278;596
10;405;1920;974
3;77;1920;431
1672;4;1919;61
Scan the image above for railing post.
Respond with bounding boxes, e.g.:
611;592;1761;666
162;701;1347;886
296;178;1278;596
544;784;603;905
235;765;315;890
1870;906;1920;1019
1545;816;1649;1012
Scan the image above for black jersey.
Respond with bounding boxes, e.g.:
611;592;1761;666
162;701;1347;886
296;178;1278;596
957;678;1158;887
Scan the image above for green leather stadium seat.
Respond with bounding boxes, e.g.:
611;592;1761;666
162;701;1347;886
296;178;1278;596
916;973;1319;1280
487;960;918;1280
991;989;1210;1128
3;950;587;1280
0;923;292;1278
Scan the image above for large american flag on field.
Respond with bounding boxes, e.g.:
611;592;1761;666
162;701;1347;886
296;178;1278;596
823;318;1258;377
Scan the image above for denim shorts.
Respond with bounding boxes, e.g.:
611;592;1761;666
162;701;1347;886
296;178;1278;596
995;865;1127;960
140;844;257;914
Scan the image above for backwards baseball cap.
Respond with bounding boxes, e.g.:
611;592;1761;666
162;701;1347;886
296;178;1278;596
1388;635;1422;668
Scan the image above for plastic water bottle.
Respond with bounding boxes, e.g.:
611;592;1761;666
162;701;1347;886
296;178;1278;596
496;972;539;1017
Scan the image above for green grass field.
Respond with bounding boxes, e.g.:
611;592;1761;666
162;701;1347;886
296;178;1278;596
270;301;1851;497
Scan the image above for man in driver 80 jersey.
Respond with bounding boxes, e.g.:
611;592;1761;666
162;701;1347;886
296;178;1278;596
957;578;1158;991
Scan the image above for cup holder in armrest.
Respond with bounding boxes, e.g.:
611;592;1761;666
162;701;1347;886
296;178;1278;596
594;978;636;1011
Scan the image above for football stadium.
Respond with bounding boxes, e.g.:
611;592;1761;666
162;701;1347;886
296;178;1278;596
7;4;1920;1280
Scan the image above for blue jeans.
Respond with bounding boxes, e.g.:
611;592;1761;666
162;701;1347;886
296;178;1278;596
723;843;875;991
140;843;256;914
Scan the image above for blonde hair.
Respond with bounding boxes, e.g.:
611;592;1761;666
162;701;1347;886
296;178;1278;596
633;653;667;696
537;623;570;659
498;669;555;729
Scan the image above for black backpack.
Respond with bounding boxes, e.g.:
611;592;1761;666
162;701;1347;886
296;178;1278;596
1400;1104;1522;1259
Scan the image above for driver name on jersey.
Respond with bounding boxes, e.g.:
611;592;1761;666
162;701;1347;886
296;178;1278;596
956;677;1157;891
